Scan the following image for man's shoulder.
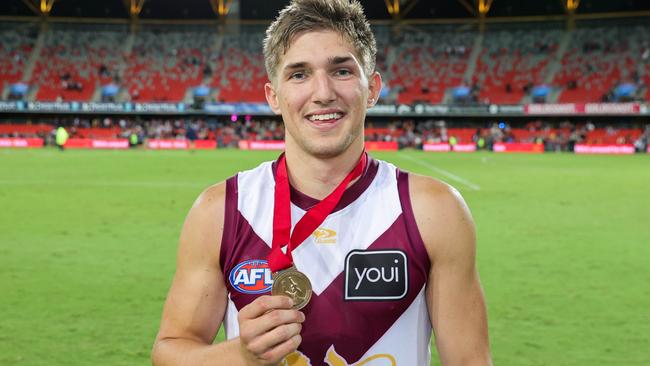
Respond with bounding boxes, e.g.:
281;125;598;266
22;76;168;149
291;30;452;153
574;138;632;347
408;173;464;209
407;173;476;257
178;181;228;268
193;181;227;214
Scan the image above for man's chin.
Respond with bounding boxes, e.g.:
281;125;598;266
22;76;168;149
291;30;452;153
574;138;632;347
300;137;359;159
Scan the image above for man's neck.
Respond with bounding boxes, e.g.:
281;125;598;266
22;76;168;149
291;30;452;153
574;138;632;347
284;144;365;201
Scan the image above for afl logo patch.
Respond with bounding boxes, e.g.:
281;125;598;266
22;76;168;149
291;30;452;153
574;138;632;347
229;259;273;294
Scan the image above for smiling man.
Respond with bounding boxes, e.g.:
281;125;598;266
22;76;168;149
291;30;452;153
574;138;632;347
152;1;492;365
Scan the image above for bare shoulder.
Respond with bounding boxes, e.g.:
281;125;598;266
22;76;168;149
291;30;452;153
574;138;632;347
178;181;228;268
407;173;476;261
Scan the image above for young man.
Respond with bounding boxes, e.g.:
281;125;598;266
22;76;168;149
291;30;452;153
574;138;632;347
152;0;491;365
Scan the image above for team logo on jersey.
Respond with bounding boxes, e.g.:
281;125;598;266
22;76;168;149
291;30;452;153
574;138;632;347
281;347;396;366
312;227;337;244
344;250;408;301
229;259;273;294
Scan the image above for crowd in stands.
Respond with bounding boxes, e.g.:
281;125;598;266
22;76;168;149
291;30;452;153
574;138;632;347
379;25;475;104
2;118;648;153
2;20;649;105
0;23;37;100
29;25;126;102
554;23;650;103
474;27;561;104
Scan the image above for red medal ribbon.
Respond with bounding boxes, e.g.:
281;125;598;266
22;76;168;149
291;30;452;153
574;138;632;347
268;152;367;272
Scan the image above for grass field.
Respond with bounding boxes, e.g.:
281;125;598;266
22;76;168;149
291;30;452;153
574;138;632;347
1;148;649;365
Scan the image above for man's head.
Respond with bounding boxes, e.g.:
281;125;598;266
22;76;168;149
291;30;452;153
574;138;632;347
263;0;376;85
263;0;382;159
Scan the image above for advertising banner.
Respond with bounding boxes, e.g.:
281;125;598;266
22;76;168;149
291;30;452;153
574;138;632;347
238;140;285;150
423;143;451;152
364;141;398;151
146;139;216;149
0;138;44;148
423;143;476;152
493;142;544;153
574;144;635;154
525;103;641;115
147;140;189;150
65;138;129;149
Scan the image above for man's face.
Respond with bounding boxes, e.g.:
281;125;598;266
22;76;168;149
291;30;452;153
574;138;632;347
265;30;381;159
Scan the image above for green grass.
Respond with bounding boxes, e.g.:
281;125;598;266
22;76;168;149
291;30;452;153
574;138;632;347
1;148;649;365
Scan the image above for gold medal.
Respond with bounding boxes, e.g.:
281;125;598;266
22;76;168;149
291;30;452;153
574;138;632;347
271;266;312;310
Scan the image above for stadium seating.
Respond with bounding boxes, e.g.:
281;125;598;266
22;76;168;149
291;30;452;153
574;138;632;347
475;28;561;104
2;20;650;104
123;26;214;102
381;26;474;104
210;26;267;103
0;23;37;96
29;24;126;102
554;22;650;103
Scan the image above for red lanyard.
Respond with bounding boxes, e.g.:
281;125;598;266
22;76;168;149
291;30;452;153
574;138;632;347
267;152;367;272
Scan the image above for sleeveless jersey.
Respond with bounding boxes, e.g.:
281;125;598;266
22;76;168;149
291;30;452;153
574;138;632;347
220;155;432;366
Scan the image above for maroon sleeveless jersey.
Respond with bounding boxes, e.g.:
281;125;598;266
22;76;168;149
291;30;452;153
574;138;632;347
220;155;432;365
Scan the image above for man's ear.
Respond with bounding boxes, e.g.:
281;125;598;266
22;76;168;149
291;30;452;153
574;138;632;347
367;71;383;108
264;82;282;115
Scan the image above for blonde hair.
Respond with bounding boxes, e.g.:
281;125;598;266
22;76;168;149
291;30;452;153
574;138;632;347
263;0;377;83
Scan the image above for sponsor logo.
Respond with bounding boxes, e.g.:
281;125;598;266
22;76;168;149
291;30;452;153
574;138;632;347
281;347;396;366
312;227;337;244
229;259;273;294
344;250;408;301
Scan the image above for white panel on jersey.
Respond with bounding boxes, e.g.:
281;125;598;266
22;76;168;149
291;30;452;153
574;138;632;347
291;162;403;295
224;295;240;340
237;161;275;248
359;286;432;364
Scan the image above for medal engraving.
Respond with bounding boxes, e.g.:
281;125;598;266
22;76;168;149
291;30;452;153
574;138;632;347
272;267;312;310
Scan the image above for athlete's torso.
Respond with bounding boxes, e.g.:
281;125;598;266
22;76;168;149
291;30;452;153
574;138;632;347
220;155;432;366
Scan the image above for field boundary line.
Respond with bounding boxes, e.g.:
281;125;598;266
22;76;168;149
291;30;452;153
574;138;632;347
398;154;481;191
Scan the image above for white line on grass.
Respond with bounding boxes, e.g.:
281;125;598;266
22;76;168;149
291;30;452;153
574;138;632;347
399;154;481;191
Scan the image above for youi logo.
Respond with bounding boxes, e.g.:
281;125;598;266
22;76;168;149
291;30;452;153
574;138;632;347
229;259;273;294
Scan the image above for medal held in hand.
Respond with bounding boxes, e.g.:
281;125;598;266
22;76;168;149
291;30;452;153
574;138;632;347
268;152;366;310
271;266;312;310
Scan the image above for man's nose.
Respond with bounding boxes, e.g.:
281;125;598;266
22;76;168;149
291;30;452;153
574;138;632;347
311;71;336;104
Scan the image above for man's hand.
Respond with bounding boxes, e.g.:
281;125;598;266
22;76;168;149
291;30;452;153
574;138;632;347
237;295;305;365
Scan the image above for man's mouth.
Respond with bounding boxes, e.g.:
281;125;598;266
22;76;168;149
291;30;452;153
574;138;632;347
307;112;344;122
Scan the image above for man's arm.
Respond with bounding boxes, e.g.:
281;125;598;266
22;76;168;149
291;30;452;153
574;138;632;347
409;174;492;366
151;182;304;366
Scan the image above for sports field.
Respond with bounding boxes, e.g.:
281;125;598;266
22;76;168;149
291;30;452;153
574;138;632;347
1;148;648;365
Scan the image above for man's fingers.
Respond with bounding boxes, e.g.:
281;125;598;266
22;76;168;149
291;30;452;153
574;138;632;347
238;295;293;320
259;334;302;364
239;308;304;343
247;322;302;355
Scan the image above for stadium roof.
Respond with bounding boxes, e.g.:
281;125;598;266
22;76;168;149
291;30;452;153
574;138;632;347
1;0;649;21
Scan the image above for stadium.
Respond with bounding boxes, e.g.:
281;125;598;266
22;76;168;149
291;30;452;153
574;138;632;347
1;0;649;365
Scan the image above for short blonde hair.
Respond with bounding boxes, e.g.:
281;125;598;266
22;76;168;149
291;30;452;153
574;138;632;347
263;0;377;83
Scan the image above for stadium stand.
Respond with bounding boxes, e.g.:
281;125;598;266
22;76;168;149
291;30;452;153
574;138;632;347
383;25;475;104
29;24;127;102
475;26;562;104
3;19;649;104
2;118;644;152
123;25;215;102
0;22;37;99
210;25;267;103
554;21;650;103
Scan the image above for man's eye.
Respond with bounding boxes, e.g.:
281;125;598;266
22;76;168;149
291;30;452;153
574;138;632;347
335;69;352;77
289;72;306;80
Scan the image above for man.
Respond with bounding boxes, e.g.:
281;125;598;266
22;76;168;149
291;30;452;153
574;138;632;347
55;124;69;151
152;0;491;365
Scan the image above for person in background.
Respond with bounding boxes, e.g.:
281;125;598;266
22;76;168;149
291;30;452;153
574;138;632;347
55;125;69;151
